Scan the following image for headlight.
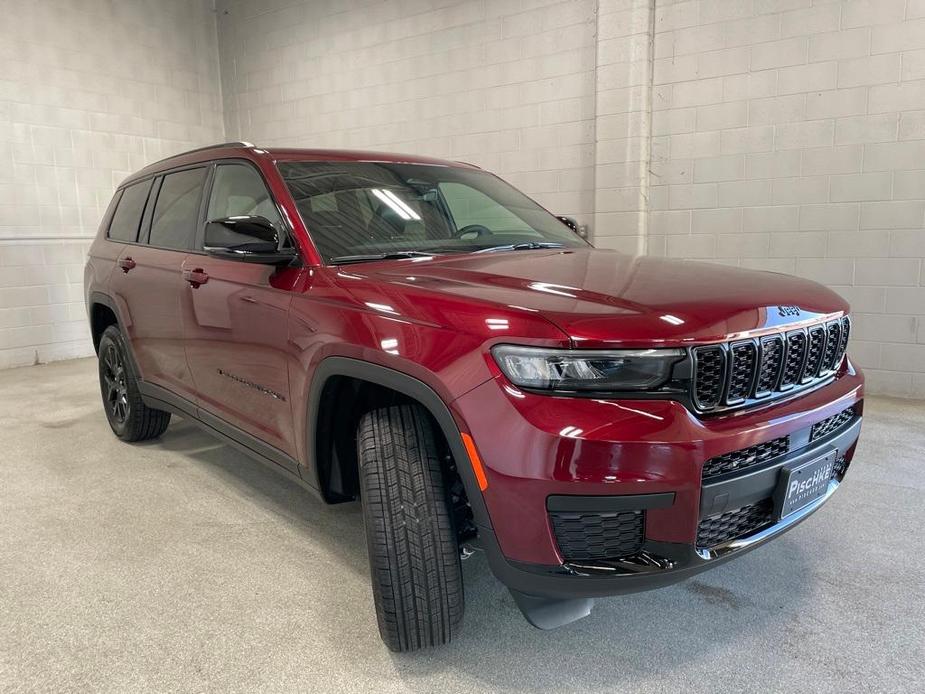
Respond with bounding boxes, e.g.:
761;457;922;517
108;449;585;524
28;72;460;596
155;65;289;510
490;345;685;392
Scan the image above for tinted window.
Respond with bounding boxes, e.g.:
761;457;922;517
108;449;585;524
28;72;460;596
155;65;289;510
107;181;151;242
207;164;282;227
277;162;585;262
439;182;533;233
148;168;207;250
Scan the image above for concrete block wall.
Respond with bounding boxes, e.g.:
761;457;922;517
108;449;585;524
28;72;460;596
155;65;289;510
2;0;923;395
217;0;599;222
0;0;224;368
648;0;925;397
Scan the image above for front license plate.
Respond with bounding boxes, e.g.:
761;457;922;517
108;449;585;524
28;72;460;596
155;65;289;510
775;450;836;520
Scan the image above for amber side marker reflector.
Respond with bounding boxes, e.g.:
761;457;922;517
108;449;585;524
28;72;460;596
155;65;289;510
461;433;489;491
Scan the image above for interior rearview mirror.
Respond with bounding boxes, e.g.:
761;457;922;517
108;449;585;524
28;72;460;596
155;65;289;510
204;216;297;265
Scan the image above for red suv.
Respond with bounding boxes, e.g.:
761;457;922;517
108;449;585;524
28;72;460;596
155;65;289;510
85;142;863;651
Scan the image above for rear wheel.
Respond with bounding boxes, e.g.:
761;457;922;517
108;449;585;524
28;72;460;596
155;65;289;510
357;404;464;651
97;325;170;441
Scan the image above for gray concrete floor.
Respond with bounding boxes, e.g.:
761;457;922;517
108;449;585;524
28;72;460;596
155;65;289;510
1;358;923;693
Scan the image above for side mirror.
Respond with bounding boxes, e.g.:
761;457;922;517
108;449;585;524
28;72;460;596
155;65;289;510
204;216;297;265
556;215;588;239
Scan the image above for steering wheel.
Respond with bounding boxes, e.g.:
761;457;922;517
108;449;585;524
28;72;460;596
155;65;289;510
453;224;492;239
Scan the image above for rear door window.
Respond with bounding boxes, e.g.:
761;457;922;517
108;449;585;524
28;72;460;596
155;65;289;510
148;168;207;250
107;180;152;242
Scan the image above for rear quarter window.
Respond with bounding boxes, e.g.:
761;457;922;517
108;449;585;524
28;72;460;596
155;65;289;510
107;180;152;242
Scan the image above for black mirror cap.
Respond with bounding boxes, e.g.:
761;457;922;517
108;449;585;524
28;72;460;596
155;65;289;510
555;215;588;239
204;216;298;265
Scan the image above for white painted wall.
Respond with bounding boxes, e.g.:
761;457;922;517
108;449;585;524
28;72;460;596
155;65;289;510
216;0;599;221
0;0;224;368
647;0;925;397
2;0;923;395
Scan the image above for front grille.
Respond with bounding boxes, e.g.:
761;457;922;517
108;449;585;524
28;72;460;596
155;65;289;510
697;499;774;548
702;435;790;479
690;316;851;413
810;406;856;441
693;346;725;409
550;510;644;562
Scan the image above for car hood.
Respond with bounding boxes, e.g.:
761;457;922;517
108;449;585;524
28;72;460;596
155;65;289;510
353;248;849;348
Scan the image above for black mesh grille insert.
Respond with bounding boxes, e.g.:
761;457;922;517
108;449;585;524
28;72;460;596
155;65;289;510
693;346;725;409
803;326;826;381
833;455;850;479
781;331;806;388
550;510;644;562
821;320;842;372
697;499;774;548
833;316;850;369
755;335;784;395
726;341;757;403
702;435;790;479
810;406;855;441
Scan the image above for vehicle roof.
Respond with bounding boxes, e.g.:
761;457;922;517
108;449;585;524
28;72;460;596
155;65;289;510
122;142;480;187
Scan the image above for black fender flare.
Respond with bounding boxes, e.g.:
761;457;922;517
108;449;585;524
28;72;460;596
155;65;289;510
87;291;143;377
305;356;493;530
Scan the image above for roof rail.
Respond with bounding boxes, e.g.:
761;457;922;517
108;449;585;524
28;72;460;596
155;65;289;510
152;141;256;166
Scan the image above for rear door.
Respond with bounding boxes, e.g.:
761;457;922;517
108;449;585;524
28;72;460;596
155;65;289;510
179;161;297;463
110;167;206;403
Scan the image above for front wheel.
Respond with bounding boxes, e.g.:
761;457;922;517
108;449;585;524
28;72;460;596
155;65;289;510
357;404;464;652
97;325;170;442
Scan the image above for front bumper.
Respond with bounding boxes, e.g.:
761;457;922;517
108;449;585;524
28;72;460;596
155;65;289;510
452;363;863;602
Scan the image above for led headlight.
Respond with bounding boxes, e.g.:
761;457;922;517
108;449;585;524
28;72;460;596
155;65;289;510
491;345;685;392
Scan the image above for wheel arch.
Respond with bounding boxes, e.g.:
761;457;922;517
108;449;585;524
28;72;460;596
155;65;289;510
306;356;492;530
87;291;144;378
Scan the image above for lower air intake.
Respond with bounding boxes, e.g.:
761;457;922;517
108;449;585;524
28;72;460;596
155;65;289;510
550;509;644;562
697;499;774;548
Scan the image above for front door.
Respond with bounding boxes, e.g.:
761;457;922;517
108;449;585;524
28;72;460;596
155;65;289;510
180;162;297;461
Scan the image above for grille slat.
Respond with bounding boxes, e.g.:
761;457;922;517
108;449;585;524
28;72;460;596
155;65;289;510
781;331;806;389
691;318;850;413
802;326;827;382
821;320;842;372
702;435;790;479
693;346;726;410
755;335;784;395
832;316;851;370
551;510;644;562
726;341;758;404
697;500;774;548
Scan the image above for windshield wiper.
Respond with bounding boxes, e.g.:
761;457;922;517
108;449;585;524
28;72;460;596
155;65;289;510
473;241;566;254
328;251;437;265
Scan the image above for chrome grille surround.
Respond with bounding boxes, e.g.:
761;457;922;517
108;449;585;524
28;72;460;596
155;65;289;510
690;316;851;414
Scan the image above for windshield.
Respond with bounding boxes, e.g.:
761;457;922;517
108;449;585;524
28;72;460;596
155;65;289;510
276;161;588;263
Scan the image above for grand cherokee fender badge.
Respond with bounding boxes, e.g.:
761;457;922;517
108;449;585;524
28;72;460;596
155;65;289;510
217;369;286;401
777;305;801;317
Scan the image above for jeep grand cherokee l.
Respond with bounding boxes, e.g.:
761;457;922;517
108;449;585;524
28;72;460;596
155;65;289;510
85;142;863;651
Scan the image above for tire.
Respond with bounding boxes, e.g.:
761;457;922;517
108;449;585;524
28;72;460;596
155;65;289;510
97;325;170;442
357;404;464;652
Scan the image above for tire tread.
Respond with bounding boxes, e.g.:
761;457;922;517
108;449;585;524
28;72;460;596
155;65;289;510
358;404;463;652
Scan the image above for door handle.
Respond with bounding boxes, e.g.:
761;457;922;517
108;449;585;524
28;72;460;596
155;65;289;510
118;257;136;273
182;268;209;288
